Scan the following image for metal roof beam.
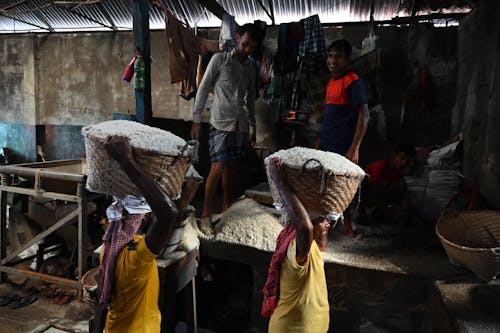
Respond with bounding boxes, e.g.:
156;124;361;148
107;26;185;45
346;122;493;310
96;2;117;31
1;0;28;11
0;12;50;31
197;0;226;21
268;0;275;25
32;9;54;32
60;4;115;30
256;0;274;24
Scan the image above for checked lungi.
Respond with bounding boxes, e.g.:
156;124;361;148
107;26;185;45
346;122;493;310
208;125;249;162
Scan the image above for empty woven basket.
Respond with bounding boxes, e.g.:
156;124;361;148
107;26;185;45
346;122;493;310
82;121;198;199
436;211;500;281
266;147;365;215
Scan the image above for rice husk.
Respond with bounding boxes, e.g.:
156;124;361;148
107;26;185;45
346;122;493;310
213;199;283;252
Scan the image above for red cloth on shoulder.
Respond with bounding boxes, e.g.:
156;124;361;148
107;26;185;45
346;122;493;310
261;223;296;318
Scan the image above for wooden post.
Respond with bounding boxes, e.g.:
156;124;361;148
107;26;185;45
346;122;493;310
133;0;152;125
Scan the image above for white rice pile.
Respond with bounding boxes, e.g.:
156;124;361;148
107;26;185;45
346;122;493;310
265;147;365;174
264;147;365;207
82;120;186;154
213;199;283;252
179;214;201;253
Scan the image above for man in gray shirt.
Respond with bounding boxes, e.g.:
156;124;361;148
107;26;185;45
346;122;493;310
191;23;261;234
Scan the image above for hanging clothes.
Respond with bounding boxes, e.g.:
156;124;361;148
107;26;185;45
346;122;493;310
274;21;304;74
219;13;237;51
165;10;201;100
298;14;326;57
298;15;327;76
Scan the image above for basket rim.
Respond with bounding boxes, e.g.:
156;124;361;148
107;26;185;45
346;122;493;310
283;162;365;179
84;132;194;159
435;223;500;252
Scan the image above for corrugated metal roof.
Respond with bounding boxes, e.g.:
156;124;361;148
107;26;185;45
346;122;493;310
0;0;472;33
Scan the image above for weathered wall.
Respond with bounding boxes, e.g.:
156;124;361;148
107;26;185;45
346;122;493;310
0;35;36;124
36;31;194;125
452;2;500;207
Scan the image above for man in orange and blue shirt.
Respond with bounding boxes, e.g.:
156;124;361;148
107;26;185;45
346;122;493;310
319;39;369;164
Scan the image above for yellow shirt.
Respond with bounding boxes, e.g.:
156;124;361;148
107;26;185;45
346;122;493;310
104;235;161;333
269;239;330;333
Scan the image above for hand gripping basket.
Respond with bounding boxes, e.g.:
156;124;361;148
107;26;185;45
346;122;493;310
266;148;365;215
82;121;198;199
436;211;500;281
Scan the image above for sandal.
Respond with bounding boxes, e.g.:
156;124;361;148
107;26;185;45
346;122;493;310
7;295;38;309
0;294;20;306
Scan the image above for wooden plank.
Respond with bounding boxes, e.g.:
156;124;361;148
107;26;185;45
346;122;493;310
133;0;152;125
0;186;79;202
1;208;79;265
0;190;6;283
0;266;81;290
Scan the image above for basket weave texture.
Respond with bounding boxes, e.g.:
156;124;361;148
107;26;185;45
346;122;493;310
436;211;500;281
83;125;197;199
266;149;365;215
81;266;99;306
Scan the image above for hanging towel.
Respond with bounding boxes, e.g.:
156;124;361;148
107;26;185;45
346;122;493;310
165;10;201;100
219;13;237;51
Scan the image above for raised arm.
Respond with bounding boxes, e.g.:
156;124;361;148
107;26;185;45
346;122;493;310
105;136;179;254
268;158;313;264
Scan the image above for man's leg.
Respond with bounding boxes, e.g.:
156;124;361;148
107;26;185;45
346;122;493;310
222;160;236;211
200;161;224;234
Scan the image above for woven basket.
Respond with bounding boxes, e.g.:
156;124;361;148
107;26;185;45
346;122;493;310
81;266;100;306
282;158;364;215
178;169;203;208
436;211;500;281
84;132;198;199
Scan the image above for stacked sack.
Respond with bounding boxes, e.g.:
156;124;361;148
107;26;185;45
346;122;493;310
265;147;365;215
82;120;198;199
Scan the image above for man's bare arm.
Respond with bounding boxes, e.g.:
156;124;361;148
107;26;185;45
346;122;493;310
346;104;369;164
268;158;313;264
105;136;179;254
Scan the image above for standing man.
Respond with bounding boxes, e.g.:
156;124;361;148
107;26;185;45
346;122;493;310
191;23;261;235
95;136;183;333
319;39;369;164
318;39;369;236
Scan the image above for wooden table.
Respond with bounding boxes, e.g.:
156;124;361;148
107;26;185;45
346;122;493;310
0;159;99;297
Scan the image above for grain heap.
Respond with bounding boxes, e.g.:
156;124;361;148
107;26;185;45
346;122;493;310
82;120;197;199
265;147;365;214
213;199;283;252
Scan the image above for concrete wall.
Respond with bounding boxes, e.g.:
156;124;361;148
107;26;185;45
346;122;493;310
452;2;500;208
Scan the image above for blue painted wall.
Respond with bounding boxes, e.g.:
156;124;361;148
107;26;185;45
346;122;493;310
42;125;86;161
0;123;36;163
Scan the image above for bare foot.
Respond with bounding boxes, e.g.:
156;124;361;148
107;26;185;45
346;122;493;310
199;216;214;235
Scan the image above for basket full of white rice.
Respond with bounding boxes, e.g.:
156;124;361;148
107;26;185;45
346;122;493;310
265;147;365;215
82;120;198;199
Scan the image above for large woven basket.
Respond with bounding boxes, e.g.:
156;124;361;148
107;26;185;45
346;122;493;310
271;158;365;215
436;211;500;281
83;132;198;199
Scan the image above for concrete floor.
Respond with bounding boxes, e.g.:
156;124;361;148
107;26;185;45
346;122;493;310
0;282;90;333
